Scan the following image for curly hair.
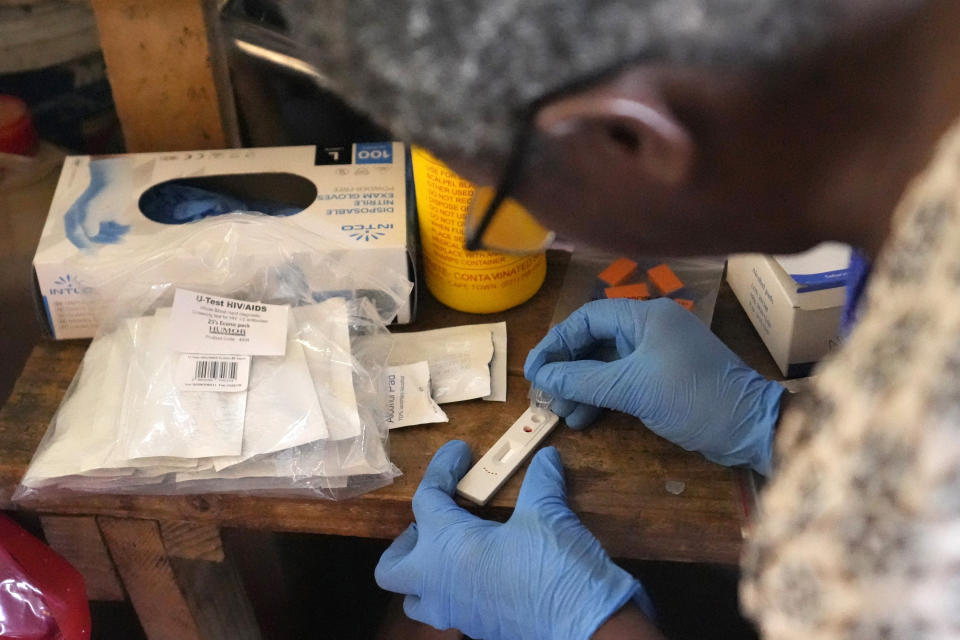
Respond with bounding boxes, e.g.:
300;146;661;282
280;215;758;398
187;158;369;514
284;0;838;161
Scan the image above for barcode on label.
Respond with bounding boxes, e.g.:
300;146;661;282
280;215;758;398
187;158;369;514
176;354;250;392
194;359;239;381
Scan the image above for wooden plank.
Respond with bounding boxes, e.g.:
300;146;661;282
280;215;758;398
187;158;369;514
160;520;225;562
90;0;240;152
99;517;204;640
40;515;125;601
169;556;262;640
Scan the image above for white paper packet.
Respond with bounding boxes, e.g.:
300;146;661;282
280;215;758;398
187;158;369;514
385;362;448;428
80;319;144;472
176;457;350;489
388;325;498;403
485;322;508;402
21;327;122;482
120;310;248;460
211;313;330;470
302;436;393;478
293;298;363;441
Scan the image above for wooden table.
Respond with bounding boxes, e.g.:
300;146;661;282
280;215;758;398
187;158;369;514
0;250;779;639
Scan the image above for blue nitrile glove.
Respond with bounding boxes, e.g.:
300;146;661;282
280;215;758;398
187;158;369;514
375;440;655;640
524;299;784;475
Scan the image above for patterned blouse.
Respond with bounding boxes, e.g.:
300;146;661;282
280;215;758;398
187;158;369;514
741;119;960;638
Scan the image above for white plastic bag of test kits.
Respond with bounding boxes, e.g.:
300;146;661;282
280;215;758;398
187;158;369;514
15;214;412;501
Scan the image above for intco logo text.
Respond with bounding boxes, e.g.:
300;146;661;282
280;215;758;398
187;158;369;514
49;274;94;295
342;223;393;242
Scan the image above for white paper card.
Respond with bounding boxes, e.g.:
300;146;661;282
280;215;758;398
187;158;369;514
169;289;289;356
175;354;251;392
385;362;448;429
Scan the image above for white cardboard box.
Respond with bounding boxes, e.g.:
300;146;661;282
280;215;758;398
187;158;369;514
727;245;849;378
32;143;417;339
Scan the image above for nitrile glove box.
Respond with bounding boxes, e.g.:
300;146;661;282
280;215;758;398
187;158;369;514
727;243;850;378
32;143;418;339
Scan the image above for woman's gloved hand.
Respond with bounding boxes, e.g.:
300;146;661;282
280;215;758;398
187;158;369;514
524;299;784;475
375;440;654;640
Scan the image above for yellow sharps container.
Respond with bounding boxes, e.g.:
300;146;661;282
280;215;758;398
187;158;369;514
411;147;546;313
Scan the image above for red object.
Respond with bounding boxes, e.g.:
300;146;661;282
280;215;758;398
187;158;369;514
604;283;651;300
674;298;695;311
0;95;38;156
0;515;91;640
647;264;684;295
597;258;638;286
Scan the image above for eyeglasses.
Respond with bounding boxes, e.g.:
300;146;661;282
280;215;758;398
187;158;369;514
463;121;555;255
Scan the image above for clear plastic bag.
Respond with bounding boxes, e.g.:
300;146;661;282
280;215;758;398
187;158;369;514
551;248;726;327
15;215;412;500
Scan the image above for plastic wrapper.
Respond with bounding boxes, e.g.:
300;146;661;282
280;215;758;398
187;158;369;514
552;248;726;327
0;514;91;640
15;215;412;501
